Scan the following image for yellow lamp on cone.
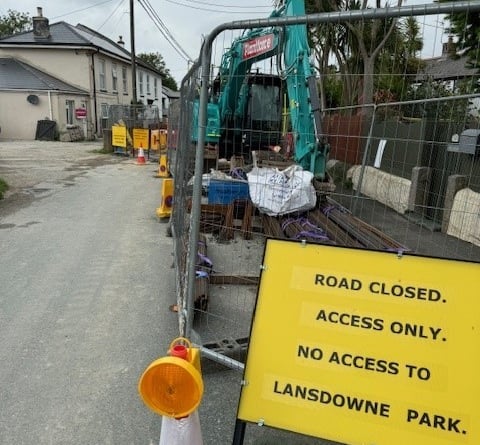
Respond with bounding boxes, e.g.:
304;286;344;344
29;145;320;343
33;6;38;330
138;337;203;418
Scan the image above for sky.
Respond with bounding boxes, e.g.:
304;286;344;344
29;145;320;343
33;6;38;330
0;0;449;85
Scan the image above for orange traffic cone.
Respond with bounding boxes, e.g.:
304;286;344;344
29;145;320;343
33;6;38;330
136;146;146;165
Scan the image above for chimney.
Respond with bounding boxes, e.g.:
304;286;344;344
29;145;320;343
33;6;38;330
33;7;50;40
117;36;125;47
442;36;456;58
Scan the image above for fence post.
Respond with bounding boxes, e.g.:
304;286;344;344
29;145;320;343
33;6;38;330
408;166;431;213
184;45;213;340
442;174;468;233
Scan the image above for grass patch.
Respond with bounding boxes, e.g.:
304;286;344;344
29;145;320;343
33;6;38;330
0;177;9;199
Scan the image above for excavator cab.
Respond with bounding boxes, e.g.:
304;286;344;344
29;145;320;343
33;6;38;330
221;73;283;160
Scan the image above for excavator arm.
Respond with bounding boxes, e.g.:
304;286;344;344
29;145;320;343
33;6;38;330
282;0;328;179
196;0;328;178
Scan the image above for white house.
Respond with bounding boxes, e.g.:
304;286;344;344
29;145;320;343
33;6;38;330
0;7;165;140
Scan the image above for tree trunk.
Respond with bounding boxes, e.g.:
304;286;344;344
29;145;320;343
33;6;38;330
362;56;375;111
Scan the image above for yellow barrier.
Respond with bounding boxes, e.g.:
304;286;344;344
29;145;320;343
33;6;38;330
157;152;169;178
156;178;174;219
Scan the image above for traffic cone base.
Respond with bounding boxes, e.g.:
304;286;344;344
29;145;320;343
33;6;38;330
159;411;203;445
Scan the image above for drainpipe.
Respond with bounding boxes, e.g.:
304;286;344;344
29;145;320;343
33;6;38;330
47;90;53;120
91;50;99;135
130;0;137;105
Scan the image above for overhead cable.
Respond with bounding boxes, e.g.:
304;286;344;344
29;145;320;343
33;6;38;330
96;0;126;33
51;0;116;20
177;0;272;9
138;0;193;62
164;0;273;14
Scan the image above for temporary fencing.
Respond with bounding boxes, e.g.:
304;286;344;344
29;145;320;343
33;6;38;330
106;103;161;131
169;64;202;336
169;1;480;349
167;2;480;442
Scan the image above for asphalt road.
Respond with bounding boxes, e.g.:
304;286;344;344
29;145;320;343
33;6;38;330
4;139;479;444
0;141;343;445
0;146;178;444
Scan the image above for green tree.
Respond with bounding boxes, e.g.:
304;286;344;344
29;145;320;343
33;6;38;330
307;0;356;109
441;0;480;69
374;16;424;105
440;0;480;97
305;0;423;113
404;82;470;121
403;16;423;58
342;0;404;111
279;0;424;114
306;0;415;113
0;9;31;38
137;52;178;91
306;0;359;110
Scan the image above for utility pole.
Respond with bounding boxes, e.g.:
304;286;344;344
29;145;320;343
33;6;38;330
130;0;137;105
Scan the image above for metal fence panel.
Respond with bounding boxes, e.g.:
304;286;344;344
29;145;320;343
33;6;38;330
167;6;480;426
107;104;161;132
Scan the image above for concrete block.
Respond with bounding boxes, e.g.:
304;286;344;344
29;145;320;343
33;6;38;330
442;175;467;233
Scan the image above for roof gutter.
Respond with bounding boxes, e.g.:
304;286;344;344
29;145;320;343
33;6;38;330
0;44;94;51
0;43;146;68
0;88;88;95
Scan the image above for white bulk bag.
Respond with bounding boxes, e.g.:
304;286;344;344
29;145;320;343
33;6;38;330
247;165;317;216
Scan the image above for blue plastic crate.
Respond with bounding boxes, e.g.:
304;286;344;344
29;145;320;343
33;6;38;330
208;179;249;205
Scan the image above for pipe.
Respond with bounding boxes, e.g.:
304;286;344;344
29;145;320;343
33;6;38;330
47;90;53;120
130;0;138;104
198;346;245;371
91;51;99;135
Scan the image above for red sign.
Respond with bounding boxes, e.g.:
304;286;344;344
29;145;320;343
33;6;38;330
242;34;275;60
75;108;87;119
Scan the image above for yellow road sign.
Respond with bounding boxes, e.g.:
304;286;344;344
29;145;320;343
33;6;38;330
112;126;126;147
238;239;480;445
133;128;149;149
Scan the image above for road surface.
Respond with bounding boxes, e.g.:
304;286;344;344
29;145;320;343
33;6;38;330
0;140;342;445
0;151;178;444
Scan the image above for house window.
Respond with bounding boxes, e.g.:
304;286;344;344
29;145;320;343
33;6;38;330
112;64;118;92
66;100;75;125
99;59;106;90
100;103;109;130
154;78;158;99
101;103;109;118
122;66;128;94
146;74;150;95
139;72;144;96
